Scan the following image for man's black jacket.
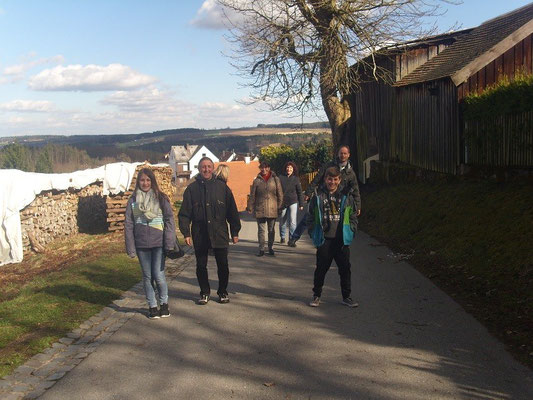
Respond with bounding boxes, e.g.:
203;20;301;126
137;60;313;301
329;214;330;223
178;176;241;250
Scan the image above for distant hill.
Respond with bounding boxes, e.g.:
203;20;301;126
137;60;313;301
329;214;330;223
1;122;331;167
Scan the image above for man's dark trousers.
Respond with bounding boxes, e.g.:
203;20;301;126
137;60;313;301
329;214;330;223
195;246;229;296
313;237;351;299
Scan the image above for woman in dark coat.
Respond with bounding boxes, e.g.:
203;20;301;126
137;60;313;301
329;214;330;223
247;161;283;256
278;161;304;245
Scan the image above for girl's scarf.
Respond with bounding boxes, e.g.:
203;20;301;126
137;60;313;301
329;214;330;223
135;189;161;220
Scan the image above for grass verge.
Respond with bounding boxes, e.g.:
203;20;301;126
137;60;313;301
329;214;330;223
359;179;533;368
0;233;140;378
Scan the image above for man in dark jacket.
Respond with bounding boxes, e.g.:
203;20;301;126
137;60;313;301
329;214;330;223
289;145;361;246
178;157;241;305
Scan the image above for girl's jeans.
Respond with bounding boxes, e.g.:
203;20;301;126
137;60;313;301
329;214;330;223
279;203;298;240
136;247;168;308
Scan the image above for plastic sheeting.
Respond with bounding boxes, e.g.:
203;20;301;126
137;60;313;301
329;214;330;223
0;162;141;266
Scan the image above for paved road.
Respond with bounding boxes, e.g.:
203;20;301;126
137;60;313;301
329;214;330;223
40;215;533;399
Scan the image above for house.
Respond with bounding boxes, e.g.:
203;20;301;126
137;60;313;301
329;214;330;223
219;150;259;163
349;3;533;181
168;144;219;182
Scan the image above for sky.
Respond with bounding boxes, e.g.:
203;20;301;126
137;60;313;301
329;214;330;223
0;0;530;137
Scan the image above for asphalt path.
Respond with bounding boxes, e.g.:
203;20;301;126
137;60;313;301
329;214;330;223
40;214;533;399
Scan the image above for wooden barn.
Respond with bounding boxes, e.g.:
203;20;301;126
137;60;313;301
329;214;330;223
350;3;533;181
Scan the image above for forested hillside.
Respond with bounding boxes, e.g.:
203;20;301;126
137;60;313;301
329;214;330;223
0;122;330;173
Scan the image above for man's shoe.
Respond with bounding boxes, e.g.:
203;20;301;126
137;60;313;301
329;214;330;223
341;297;359;308
219;293;230;304
160;303;170;317
256;250;265;257
198;294;210;305
288;240;297;247
280;238;285;244
309;296;320;307
148;307;160;319
268;248;275;256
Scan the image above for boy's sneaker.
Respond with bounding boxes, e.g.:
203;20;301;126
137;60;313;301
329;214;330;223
198;294;210;305
160;303;170;317
288;240;297;247
309;296;320;307
219;294;230;304
148;307;160;319
342;297;359;308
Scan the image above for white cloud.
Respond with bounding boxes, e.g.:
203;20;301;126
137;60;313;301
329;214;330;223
191;0;238;30
0;87;324;136
1;54;64;83
101;87;180;113
28;63;157;92
0;100;55;112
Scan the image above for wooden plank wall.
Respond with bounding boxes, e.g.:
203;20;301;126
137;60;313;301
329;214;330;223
390;80;460;174
351;34;533;176
459;34;533;167
464;111;533;167
458;33;533;100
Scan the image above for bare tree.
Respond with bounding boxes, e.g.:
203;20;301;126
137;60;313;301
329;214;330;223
218;0;457;148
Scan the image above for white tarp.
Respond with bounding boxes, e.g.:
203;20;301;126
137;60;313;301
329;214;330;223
0;162;141;266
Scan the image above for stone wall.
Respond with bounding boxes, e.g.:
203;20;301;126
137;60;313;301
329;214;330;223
20;183;106;253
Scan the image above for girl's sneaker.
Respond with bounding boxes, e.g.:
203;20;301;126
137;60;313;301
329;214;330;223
148;307;160;319
160;303;170;317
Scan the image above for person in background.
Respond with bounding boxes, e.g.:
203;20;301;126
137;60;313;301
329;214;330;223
289;145;361;246
278;161;304;245
125;168;176;319
247;161;283;257
178;157;241;305
307;166;359;308
214;164;230;183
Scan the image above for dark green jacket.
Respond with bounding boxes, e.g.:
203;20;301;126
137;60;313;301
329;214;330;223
178;176;241;250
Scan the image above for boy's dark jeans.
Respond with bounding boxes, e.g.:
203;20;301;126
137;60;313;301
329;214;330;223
195;247;229;296
313;237;351;299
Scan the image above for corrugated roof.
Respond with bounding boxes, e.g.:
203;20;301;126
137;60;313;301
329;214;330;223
395;3;533;86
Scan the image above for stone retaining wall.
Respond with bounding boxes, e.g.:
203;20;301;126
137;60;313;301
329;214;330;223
20;183;107;254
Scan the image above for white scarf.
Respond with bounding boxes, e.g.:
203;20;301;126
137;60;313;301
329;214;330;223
135;189;161;220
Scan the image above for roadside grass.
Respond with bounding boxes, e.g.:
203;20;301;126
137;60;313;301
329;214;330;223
359;179;533;367
0;233;140;378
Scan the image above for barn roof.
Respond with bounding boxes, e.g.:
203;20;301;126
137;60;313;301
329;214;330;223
395;3;533;87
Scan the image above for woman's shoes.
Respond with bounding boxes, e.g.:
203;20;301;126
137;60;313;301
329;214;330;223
256;250;265;257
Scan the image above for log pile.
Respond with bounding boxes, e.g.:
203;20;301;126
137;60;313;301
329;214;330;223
106;164;175;232
20;183;103;253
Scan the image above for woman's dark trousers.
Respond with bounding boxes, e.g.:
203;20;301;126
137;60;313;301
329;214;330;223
195;248;229;296
313;237;351;299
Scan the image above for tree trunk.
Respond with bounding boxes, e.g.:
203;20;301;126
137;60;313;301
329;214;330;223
320;87;352;151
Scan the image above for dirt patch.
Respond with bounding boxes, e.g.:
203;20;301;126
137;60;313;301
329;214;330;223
0;232;124;290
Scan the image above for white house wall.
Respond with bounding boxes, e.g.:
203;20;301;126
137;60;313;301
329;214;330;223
188;146;219;177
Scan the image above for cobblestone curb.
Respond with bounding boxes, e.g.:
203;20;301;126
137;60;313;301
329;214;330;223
0;250;194;400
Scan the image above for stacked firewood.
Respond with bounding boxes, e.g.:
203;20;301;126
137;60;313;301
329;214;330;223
106;164;175;232
20;184;103;253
